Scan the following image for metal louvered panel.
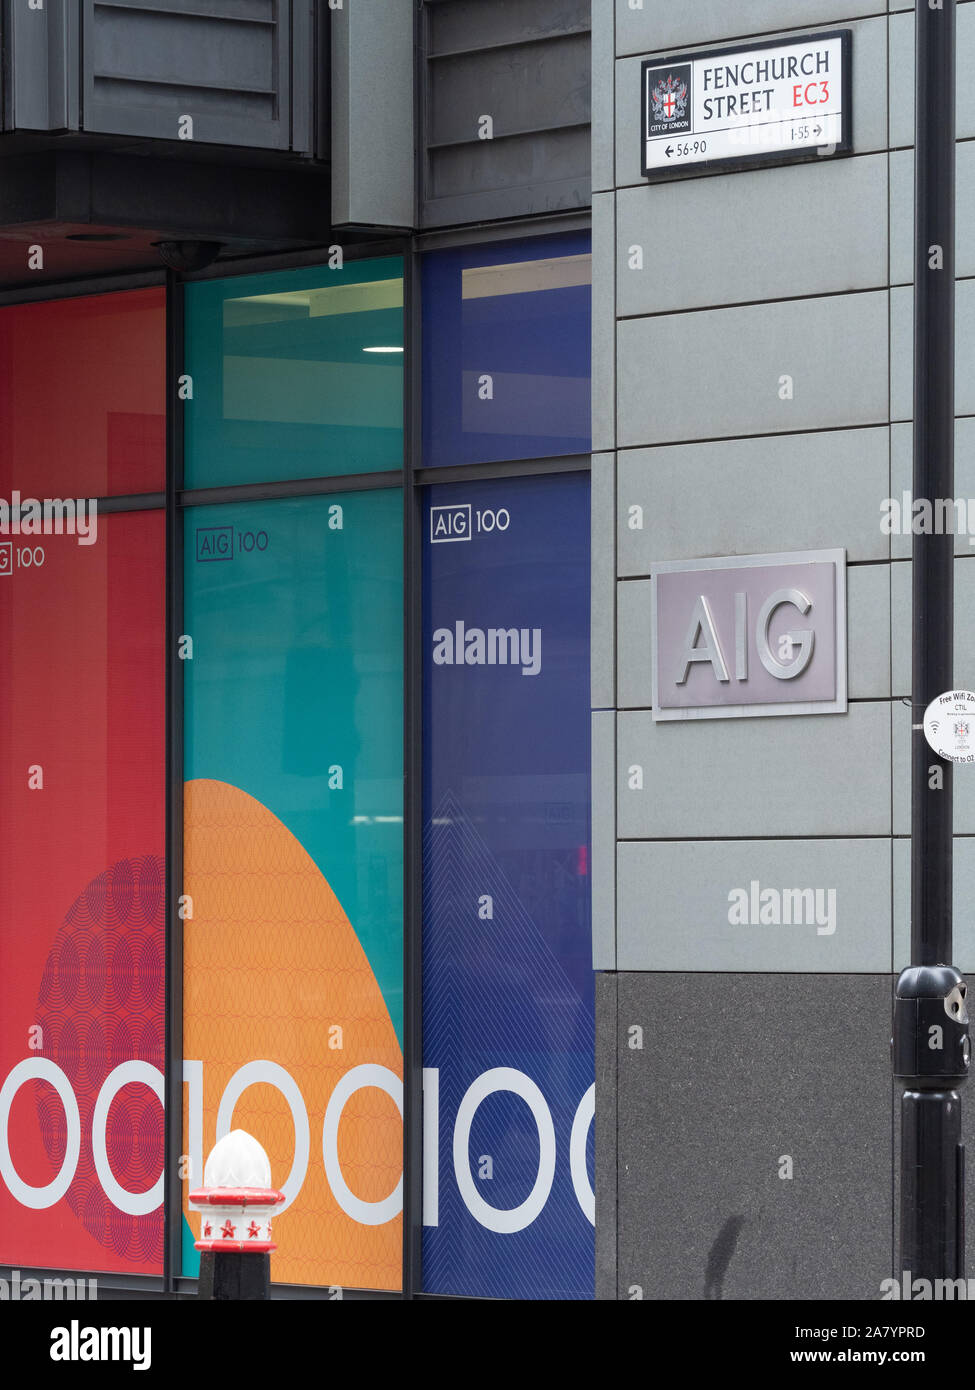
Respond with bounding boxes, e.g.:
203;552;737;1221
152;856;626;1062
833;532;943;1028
3;0;80;133
81;0;311;152
422;0;591;227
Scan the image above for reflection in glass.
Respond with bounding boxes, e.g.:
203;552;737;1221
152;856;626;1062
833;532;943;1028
186;259;404;488
0;288;165;497
423;235;591;467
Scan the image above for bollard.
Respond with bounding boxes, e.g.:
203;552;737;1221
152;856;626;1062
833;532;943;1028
189;1129;285;1300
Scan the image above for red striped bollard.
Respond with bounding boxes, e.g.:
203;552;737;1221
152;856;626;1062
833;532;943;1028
189;1130;285;1300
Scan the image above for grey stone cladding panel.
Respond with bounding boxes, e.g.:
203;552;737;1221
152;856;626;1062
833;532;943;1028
890;420;975;559
893;835;975;974
592;710;617;971
617;837;891;972
617;429;891;573
618;701;892;839
616;154;887;316
617;291;889;448
592;0;616;193
591;452;616;711
616;0;887;59
615;972;894;1299
889;3;975;149
890;144;975;285
891;280;975;423
592;192;616;453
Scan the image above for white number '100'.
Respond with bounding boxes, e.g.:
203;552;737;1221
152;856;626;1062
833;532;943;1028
0;1059;595;1231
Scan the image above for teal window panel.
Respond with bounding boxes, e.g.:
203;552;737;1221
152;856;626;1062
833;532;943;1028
185;258;404;488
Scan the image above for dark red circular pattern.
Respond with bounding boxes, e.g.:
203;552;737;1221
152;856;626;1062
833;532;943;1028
34;856;165;1265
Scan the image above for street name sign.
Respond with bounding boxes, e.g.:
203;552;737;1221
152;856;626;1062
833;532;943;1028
641;30;852;179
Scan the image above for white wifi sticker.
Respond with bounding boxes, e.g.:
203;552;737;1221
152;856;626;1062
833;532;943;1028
923;690;975;764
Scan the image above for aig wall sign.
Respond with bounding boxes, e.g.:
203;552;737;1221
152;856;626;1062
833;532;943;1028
650;550;847;721
642;30;851;178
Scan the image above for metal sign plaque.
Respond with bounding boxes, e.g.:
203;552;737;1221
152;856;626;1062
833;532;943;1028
650;549;847;722
641;30;852;179
923;691;975;765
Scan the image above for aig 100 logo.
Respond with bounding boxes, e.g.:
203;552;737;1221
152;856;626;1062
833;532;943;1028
196;527;269;562
430;504;510;544
0;543;44;574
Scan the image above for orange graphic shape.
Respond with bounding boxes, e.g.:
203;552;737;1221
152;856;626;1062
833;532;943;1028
182;779;402;1290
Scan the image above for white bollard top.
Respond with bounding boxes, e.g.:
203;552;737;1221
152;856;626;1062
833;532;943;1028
203;1129;273;1191
190;1130;284;1254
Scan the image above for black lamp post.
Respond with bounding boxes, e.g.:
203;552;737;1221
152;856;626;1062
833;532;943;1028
894;0;971;1288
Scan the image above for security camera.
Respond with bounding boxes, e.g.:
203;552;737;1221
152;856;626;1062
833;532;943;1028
152;240;223;273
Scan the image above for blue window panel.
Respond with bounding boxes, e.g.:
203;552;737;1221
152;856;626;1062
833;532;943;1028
421;473;594;1299
423;234;592;467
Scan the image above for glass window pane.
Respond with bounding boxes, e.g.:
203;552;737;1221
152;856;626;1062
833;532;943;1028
421;473;593;1298
0;511;165;1274
0;289;166;498
185;258;404;489
423;234;591;468
181;490;404;1291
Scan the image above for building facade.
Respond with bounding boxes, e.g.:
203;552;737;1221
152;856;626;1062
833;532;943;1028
0;0;968;1304
592;0;975;1301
